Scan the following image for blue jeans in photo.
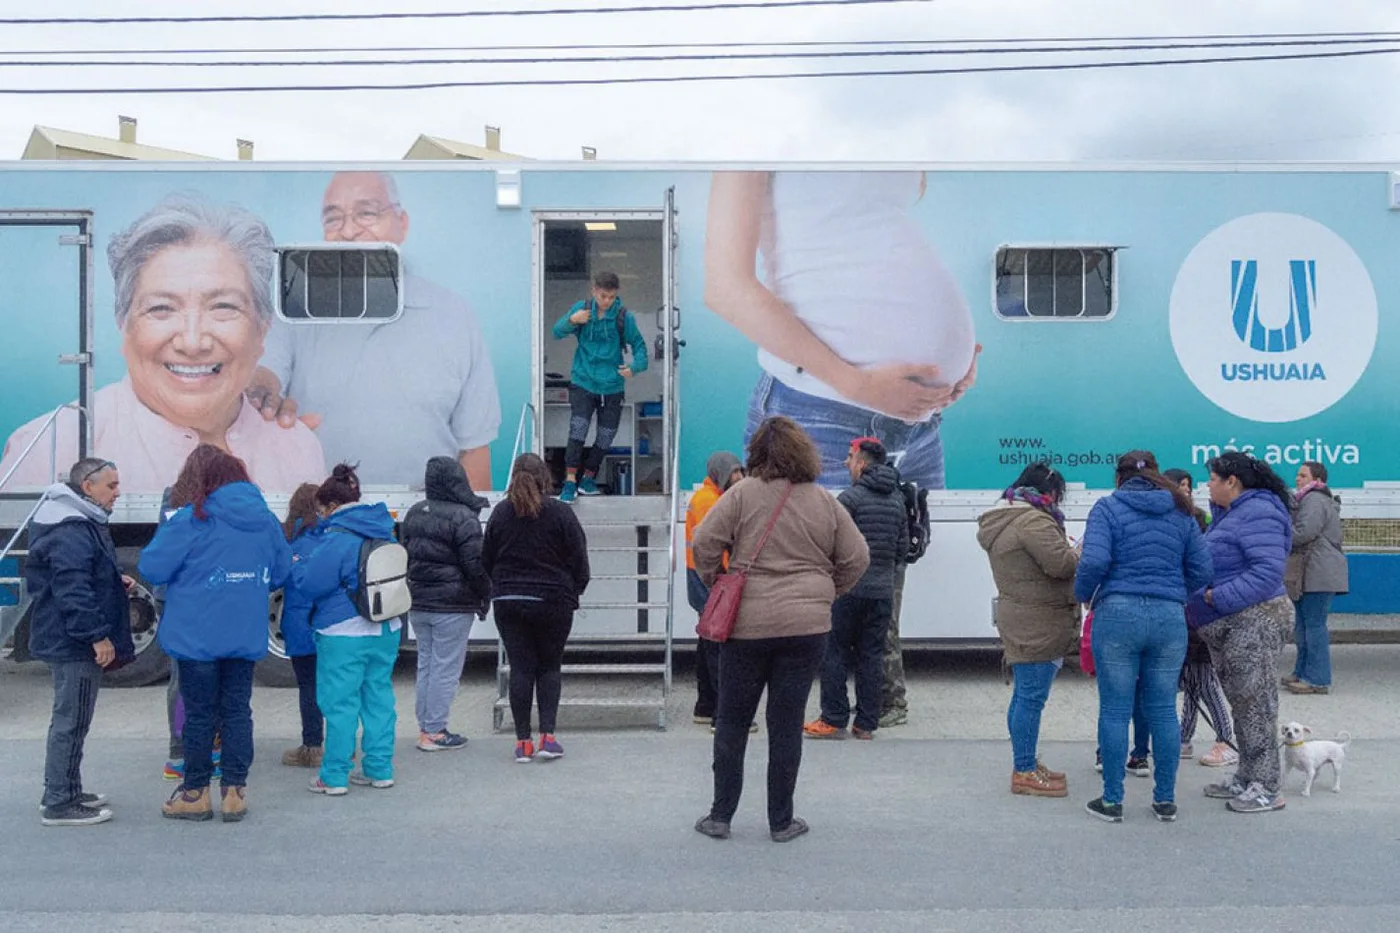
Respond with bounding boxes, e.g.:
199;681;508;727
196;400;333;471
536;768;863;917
178;658;256;790
1007;660;1061;773
1292;593;1333;687
1091;595;1188;805
744;372;946;491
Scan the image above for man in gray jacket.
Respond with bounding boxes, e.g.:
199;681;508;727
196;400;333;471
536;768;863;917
805;438;909;739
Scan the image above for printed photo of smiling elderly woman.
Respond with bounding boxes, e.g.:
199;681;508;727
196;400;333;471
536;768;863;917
0;193;327;494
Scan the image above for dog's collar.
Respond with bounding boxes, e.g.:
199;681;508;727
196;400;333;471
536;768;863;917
1284;740;1307;748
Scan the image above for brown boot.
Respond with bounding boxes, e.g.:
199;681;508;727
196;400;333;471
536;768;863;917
162;786;213;821
1012;770;1068;798
282;745;324;768
220;785;247;822
1035;761;1067;786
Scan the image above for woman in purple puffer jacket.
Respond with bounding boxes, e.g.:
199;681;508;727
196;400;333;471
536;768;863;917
1187;452;1294;815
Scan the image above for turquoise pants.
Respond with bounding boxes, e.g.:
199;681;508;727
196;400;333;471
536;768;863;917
315;626;400;788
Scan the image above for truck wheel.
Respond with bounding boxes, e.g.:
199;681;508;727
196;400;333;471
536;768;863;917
103;561;170;688
254;590;297;688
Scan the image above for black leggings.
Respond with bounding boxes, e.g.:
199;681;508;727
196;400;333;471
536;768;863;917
494;601;575;740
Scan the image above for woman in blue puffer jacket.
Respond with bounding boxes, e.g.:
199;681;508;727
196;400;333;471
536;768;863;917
1187;452;1294;815
278;483;324;770
1075;451;1213;824
292;464;402;797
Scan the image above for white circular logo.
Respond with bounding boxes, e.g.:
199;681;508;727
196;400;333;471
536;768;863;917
1169;212;1378;424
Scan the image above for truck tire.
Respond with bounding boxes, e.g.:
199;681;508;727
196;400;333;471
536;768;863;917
103;553;170;688
254;589;297;688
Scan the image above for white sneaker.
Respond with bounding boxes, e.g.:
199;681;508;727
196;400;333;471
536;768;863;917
308;777;348;796
349;771;394;789
1199;742;1239;767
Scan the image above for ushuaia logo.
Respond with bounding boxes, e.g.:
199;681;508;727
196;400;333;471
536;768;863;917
1170;214;1377;424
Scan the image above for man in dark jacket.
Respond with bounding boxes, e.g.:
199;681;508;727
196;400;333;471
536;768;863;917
26;458;134;826
805;438;909;739
402;456;493;751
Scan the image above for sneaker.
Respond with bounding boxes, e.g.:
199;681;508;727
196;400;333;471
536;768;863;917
219;785;247;823
1094;749;1103;773
536;734;564;759
803;719;845;739
694;816;731;840
1286;680;1330;695
1012;769;1068;798
850;726;874;741
417;731;468;752
1085;797;1123;823
1152;801;1179;822
515;739;536;763
308;777;348;796
37;792;108;812
1180;742;1194;760
559;481;578;503
878;708;908;728
40;802;113;827
1281;673;1302;687
161;786;213;822
1204;776;1247;799
1226;782;1286;813
693;714;714;725
163;759;184;781
1127;756;1151;778
1200;742;1239;768
281;745;324;768
349;771;394;789
578;475;601;496
770;817;810;843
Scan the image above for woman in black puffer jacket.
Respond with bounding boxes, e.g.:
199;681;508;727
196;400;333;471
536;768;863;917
402;456;493;752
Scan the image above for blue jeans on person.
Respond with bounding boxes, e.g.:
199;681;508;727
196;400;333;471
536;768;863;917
744;372;946;490
1091;594;1188;805
1293;593;1333;687
1007;659;1061;772
178;658;256;790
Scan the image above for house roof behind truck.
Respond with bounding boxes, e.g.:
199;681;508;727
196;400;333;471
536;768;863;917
22;125;217;162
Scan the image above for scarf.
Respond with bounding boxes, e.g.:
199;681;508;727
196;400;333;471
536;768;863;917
1295;481;1329;503
1004;486;1065;529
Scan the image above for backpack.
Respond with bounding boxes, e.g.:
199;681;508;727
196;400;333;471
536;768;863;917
901;481;931;565
615;307;631;358
330;528;412;622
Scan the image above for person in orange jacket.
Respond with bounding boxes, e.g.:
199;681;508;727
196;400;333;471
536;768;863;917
686;451;744;724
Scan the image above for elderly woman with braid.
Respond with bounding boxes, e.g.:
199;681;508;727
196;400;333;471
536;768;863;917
0;192;324;494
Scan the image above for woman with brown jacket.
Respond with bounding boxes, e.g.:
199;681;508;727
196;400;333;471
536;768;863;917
691;416;870;843
977;463;1080;798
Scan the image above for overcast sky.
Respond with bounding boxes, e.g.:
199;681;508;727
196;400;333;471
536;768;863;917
0;0;1396;163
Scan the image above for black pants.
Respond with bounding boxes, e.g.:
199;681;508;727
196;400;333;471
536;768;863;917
495;601;575;740
42;660;102;810
687;569;721;718
710;633;825;832
821;595;892;732
565;385;625;474
291;654;324;747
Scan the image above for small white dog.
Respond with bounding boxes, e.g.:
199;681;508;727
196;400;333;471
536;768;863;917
1281;721;1351;797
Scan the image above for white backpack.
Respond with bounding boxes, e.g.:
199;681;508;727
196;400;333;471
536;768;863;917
332;530;412;622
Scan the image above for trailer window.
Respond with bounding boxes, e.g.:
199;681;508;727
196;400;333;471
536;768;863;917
994;248;1114;320
276;246;403;322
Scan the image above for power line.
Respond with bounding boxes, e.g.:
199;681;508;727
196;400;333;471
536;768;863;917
0;30;1394;57
0;44;1394;93
0;0;922;27
0;36;1394;68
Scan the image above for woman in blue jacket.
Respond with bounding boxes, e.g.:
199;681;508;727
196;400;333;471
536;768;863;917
279;483;324;770
139;449;292;823
293;464;402;796
1188;452;1294;814
1074;451;1213;824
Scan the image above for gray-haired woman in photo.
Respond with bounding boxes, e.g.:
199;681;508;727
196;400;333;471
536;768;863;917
0;192;325;493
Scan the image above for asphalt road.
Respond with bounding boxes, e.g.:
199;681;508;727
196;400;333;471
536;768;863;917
2;645;1397;932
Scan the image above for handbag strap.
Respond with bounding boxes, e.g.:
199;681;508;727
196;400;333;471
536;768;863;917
740;483;794;573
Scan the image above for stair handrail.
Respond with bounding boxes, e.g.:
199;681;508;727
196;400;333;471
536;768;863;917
664;405;682;694
0;402;85;497
507;401;537;486
0;488;52;569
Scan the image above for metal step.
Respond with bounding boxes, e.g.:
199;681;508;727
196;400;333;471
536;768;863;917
494;696;663;710
588;546;669;553
578;601;670;610
500;663;667;676
578;520;672;528
589;573;670;582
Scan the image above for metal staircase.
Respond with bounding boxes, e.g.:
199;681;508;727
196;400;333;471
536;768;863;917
491;402;680;731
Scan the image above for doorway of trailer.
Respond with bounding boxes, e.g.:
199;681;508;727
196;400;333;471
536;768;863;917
530;196;678;496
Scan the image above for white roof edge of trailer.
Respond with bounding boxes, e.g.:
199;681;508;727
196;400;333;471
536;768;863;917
0;158;1398;174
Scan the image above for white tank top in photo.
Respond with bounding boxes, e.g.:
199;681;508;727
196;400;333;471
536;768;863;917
757;172;976;414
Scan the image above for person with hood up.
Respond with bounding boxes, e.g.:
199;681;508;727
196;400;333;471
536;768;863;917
685;450;745;726
279;483;326;769
1283;460;1348;696
1187;452;1295;814
1074;451;1213;824
140;446;292;823
402;456;493;752
27;458;135;827
804;437;908;741
978;462;1079;798
295;464;403;796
